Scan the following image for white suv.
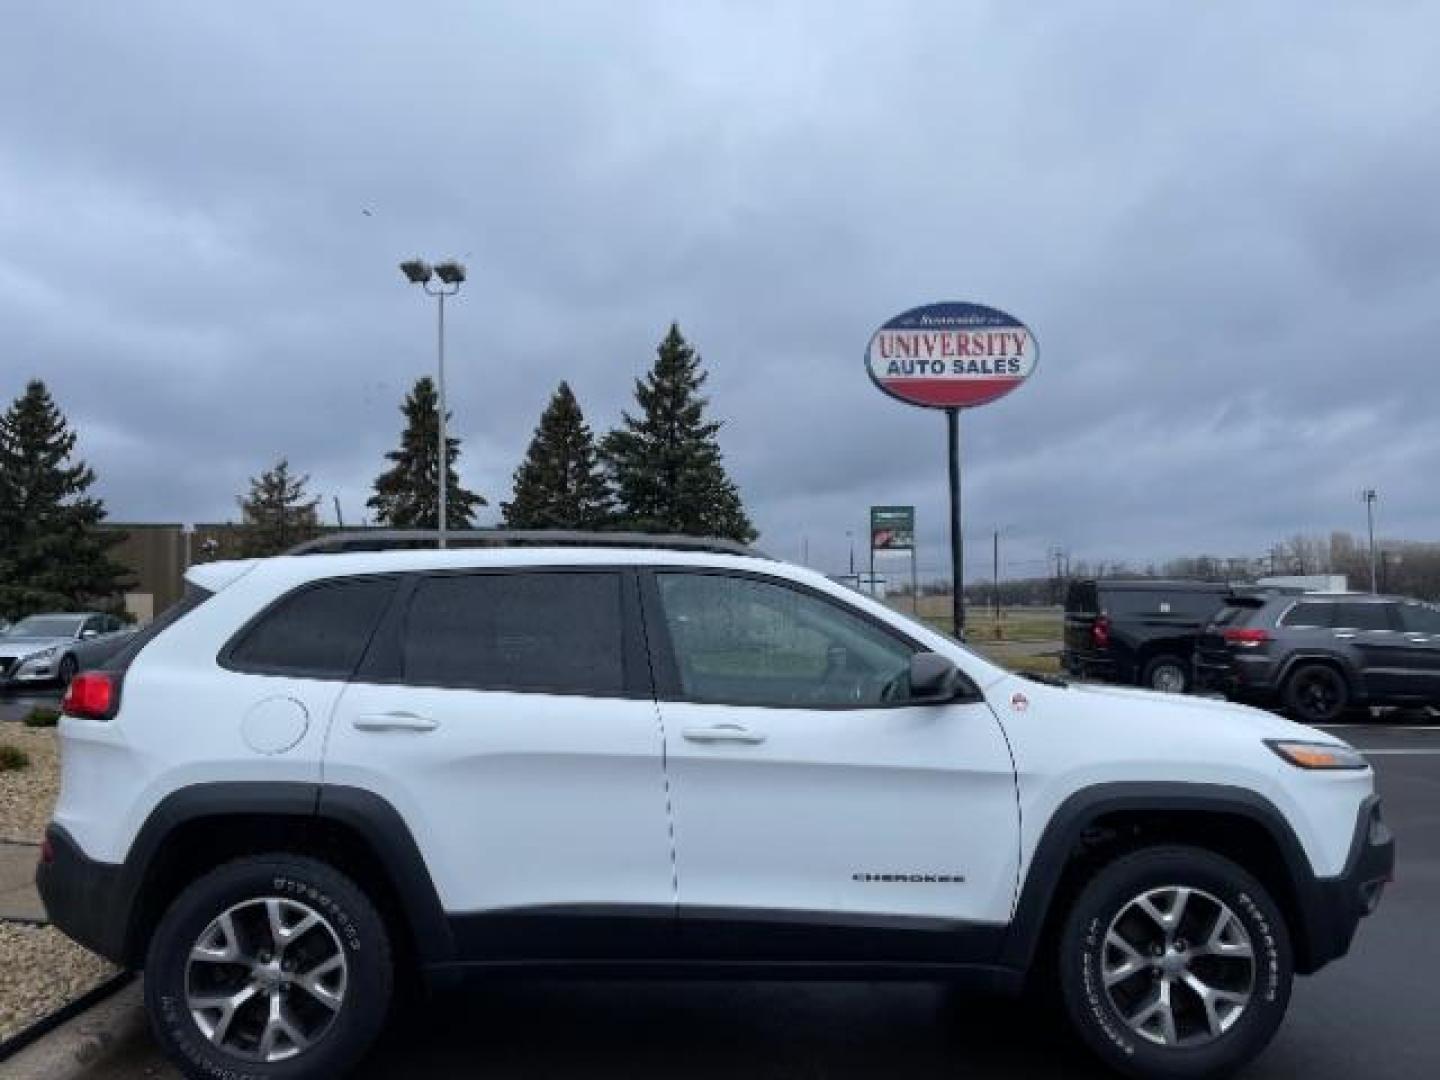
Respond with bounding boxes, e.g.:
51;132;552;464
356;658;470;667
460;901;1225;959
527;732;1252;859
37;533;1393;1079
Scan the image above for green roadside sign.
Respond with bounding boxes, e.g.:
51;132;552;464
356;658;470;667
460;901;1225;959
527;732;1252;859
870;505;914;552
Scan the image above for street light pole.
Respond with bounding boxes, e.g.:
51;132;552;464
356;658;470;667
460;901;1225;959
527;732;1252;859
436;288;447;548
400;259;466;549
1363;489;1378;593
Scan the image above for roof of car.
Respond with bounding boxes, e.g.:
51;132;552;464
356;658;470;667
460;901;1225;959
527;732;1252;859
185;544;792;594
1091;578;1231;591
285;529;764;559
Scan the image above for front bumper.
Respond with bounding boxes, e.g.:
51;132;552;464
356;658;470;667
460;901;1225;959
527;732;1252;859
35;825;129;965
1296;795;1394;973
0;653;61;685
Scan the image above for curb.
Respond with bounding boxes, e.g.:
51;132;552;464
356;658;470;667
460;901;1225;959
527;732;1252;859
0;972;139;1074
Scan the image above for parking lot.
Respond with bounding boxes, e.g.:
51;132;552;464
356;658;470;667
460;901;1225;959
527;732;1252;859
47;720;1434;1079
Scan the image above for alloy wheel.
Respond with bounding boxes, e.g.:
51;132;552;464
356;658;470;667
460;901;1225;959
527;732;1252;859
1150;664;1186;694
185;897;348;1062
1101;885;1255;1047
1295;669;1343;720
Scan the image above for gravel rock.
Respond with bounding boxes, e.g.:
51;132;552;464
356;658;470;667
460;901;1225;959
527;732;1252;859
0;726;58;843
0;922;119;1044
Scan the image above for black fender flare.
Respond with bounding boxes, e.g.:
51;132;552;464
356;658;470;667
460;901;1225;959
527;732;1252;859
115;782;452;967
1275;652;1364;698
998;782;1329;974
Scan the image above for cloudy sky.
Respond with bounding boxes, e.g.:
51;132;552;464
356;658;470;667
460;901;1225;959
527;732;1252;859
3;2;1436;580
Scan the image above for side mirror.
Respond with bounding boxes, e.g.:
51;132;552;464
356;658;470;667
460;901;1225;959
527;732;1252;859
79;629;99;640
908;651;963;702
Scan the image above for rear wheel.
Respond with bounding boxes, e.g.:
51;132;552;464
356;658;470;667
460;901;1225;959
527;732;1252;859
1143;655;1190;695
1059;846;1292;1079
1284;664;1349;723
144;855;392;1079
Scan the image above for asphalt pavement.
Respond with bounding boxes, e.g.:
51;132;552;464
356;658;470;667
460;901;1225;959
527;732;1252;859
55;721;1438;1079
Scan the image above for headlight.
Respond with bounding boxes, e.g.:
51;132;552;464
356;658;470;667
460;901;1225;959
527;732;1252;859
1265;739;1368;771
24;646;58;663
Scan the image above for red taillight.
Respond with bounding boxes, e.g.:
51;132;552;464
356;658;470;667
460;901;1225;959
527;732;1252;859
1222;627;1272;647
61;671;116;720
1092;615;1111;648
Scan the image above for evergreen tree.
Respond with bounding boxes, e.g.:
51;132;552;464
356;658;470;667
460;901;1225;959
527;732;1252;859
367;376;484;529
601;324;756;543
235;458;320;556
0;380;130;617
502;382;613;530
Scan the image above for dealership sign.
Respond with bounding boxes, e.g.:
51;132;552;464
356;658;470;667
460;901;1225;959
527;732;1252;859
870;505;914;552
865;301;1038;410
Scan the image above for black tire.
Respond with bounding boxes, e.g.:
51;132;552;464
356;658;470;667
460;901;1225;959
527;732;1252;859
1284;664;1349;724
1059;846;1292;1079
57;654;78;686
144;855;393;1080
1142;655;1190;695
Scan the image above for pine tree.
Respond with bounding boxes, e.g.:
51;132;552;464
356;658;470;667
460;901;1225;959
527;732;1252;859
367;376;484;529
601;324;756;543
235;458;320;557
502;382;613;530
0;380;131;617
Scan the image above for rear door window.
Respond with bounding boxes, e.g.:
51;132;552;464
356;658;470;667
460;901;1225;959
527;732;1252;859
1331;603;1398;631
1399;604;1440;634
226;577;396;679
1279;602;1336;628
401;571;626;695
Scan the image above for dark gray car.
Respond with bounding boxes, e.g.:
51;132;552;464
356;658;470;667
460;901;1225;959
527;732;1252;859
1194;592;1440;722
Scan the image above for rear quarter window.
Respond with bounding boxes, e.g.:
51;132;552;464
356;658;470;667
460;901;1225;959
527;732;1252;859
1279;601;1335;629
224;576;396;679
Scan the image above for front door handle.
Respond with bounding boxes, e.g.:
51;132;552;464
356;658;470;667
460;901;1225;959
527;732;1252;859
1333;632;1357;640
353;712;438;733
682;723;766;745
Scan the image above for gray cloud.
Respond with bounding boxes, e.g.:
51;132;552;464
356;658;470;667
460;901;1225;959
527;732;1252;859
2;1;1436;581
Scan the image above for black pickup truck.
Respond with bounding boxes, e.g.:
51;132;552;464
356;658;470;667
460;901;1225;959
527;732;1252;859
1062;579;1234;693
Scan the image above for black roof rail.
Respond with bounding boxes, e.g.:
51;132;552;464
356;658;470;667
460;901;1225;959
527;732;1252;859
283;529;766;559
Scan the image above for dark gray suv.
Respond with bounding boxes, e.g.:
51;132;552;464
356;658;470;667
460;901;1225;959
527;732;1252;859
1194;592;1440;722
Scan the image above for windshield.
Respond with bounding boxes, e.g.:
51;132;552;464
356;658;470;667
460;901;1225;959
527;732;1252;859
5;615;84;638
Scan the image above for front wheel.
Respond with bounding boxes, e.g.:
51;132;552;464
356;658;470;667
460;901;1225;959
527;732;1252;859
144;855;392;1079
1059;846;1292;1079
57;654;78;686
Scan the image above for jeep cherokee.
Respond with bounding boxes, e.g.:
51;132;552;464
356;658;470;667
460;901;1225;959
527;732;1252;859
37;533;1394;1079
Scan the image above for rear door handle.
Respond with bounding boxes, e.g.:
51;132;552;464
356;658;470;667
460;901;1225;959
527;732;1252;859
1333;633;1357;640
353;712;438;733
682;723;766;745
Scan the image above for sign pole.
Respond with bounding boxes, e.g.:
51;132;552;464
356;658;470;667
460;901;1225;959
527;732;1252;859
947;407;965;639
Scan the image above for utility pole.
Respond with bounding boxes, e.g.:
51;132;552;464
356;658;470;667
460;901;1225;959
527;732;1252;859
992;529;1001;636
1362;489;1378;592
